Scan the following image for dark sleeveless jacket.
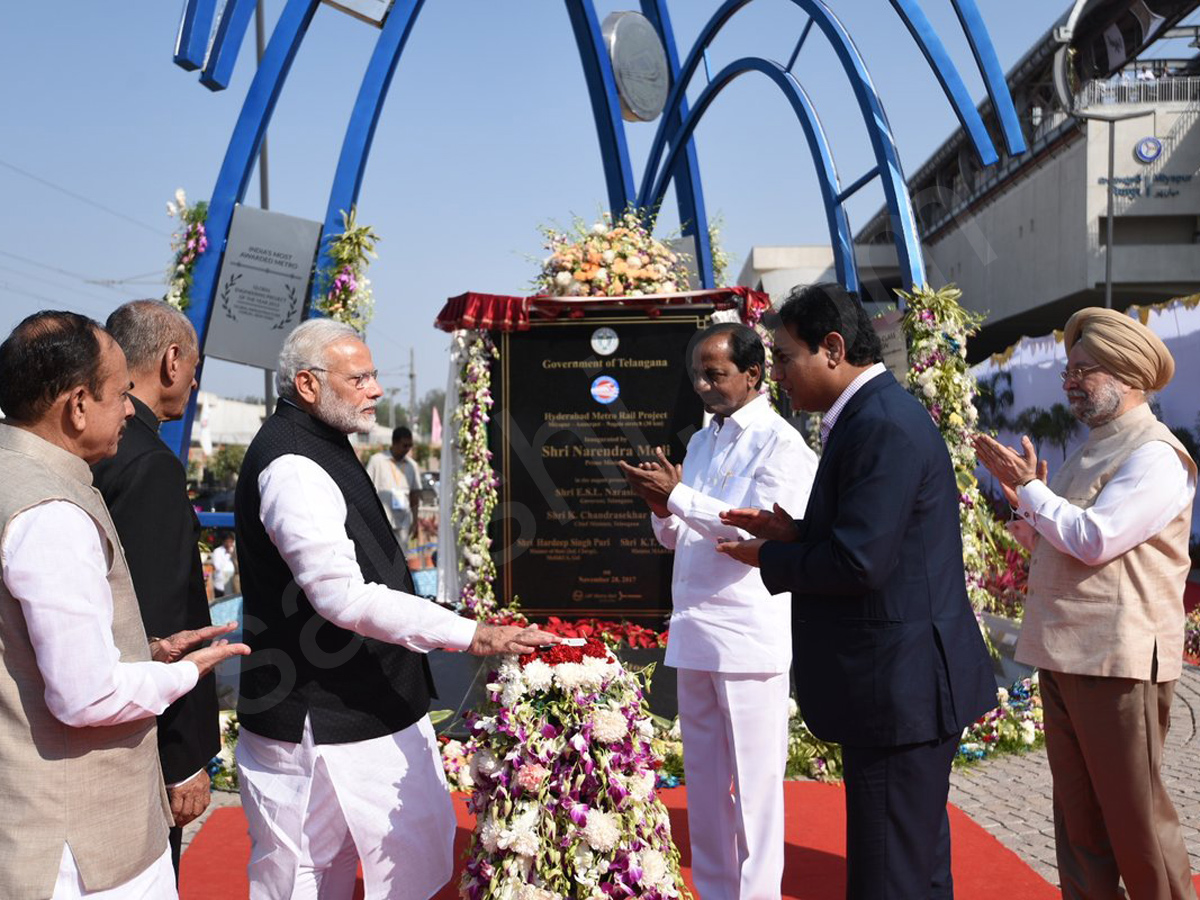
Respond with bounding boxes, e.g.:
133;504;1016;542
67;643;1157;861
235;400;434;744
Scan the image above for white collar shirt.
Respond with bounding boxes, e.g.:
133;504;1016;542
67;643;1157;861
651;393;818;673
820;362;887;445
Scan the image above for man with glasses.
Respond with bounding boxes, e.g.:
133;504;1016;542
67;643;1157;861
975;307;1197;899
233;319;557;899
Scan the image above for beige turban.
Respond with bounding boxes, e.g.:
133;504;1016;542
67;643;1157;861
1063;307;1174;392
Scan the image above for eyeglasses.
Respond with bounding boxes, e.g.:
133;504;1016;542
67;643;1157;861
1059;364;1105;383
307;366;379;390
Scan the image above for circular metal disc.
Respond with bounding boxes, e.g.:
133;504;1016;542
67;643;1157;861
602;11;669;123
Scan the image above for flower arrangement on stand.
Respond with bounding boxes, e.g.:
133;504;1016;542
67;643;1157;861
459;638;692;900
1185;608;1200;665
316;207;378;330
898;283;1015;613
452;330;501;618
956;676;1045;764
534;209;691;298
164;188;208;311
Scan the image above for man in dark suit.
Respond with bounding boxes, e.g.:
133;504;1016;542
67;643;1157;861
718;283;995;898
92;299;219;878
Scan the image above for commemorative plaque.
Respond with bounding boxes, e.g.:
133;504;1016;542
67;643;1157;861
490;309;708;622
205;205;321;370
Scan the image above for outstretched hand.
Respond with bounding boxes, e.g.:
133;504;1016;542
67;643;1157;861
468;624;560;657
151;622;239;663
618;446;681;518
719;503;799;542
182;639;251;680
714;537;765;568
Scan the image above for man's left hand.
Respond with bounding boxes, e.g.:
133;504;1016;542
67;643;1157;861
168;770;211;827
620;447;681;505
715;537;765;568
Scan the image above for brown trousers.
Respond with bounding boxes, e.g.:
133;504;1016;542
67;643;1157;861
1040;669;1197;900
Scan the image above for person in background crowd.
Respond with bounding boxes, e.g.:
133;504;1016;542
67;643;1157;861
366;425;421;551
92;299;223;880
717;283;996;900
620;322;817;900
210;532;237;599
234;318;557;899
0;310;247;900
975;307;1197;900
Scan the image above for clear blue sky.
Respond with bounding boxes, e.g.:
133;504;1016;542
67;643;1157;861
0;1;1124;407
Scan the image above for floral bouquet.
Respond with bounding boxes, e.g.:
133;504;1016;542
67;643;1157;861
956;675;1044;764
164;188;208;311
459;638;692;900
534;209;692;299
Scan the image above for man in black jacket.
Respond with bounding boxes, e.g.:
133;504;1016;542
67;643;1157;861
719;283;995;899
92;299;217;878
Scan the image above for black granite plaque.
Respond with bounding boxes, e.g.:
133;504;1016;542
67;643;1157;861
489;309;709;622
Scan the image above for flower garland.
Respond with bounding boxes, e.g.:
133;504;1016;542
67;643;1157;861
164;188;208;311
452;330;501;618
898;284;1012;612
534;209;691;298
316;207;378;330
460;638;692;900
1185;608;1200;665
956;675;1044;764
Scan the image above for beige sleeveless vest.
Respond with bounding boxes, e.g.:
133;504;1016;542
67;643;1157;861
0;424;170;899
1016;403;1196;681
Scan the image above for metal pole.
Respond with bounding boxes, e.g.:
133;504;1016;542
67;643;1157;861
256;0;276;412
1105;121;1115;309
408;347;417;436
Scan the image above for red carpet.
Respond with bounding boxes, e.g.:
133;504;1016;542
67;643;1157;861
182;783;1068;899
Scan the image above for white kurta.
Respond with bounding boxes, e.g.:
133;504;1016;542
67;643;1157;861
2;501;197;899
239;454;476;900
650;393;817;900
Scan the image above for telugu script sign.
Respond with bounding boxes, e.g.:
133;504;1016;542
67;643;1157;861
205;205;321;370
490;310;708;622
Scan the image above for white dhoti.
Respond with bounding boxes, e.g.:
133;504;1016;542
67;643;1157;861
676;669;790;900
51;845;175;899
237;715;455;900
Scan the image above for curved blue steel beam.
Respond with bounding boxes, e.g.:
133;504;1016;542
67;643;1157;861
161;0;322;458
951;0;1027;156
887;0;997;165
638;0;715;288
643;2;925;288
174;0;217;71
315;0;427;305
647;57;860;292
563;0;636;215
638;0;1019;209
200;0;258;92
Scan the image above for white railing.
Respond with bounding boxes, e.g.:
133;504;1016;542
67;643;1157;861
1076;76;1200;109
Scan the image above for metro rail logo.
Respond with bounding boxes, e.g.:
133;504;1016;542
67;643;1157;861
590;376;620;405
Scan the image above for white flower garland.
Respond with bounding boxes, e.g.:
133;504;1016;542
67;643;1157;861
452;330;500;617
898;284;1008;611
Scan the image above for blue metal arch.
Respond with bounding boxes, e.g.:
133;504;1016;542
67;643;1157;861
160;0;321;454
951;0;1027;156
316;0;427;301
563;1;636;216
638;0;716;288
647;57;861;292
641;0;926;288
200;0;258;91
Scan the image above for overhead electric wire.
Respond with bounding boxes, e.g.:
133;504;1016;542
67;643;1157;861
0;158;170;238
0;249;161;293
0;263;129;312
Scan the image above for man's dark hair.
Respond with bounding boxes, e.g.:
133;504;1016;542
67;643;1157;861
693;322;766;389
0;311;107;422
392;426;413;442
771;282;882;366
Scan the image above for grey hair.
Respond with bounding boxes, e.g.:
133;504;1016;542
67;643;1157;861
276;318;361;400
105;300;197;373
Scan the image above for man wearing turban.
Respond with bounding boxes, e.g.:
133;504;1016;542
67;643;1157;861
975;307;1197;899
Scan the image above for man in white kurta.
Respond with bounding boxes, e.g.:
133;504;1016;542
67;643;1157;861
621;323;817;900
234;319;555;900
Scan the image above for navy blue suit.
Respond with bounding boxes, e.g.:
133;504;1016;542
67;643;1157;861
760;371;994;898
